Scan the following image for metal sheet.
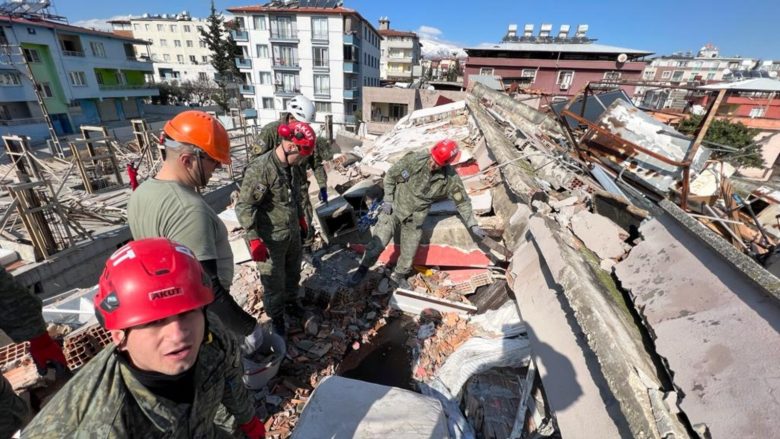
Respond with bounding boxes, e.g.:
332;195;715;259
551;89;633;127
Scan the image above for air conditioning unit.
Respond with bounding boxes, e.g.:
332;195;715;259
560;83;570;90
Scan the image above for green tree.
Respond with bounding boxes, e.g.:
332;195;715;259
152;81;187;105
677;115;764;168
200;0;241;112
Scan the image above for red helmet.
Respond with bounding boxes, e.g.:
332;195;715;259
430;139;461;166
94;238;214;330
278;121;316;156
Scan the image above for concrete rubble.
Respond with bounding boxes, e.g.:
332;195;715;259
3;79;780;439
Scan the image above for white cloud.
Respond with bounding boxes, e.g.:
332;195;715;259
416;24;467;59
416;25;442;39
72;15;132;31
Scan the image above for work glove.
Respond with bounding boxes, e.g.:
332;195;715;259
298;216;308;236
249;239;269;262
239;417;266;439
381;201;393;215
470;225;488;240
126;163;139;191
28;332;68;373
318;187;328;204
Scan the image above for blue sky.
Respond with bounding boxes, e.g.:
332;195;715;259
58;0;780;59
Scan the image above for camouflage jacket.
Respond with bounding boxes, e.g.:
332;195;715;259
252;119;330;189
22;317;254;439
236;150;303;241
0;266;46;343
384;150;477;227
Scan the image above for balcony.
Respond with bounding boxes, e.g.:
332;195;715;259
272;59;300;71
343;88;359;100
343;34;359;46
235;57;252;69
240;84;256;95
274;85;301;97
62;50;85;57
343;61;359;74
231;30;248;42
98;83;156;91
269;29;298;42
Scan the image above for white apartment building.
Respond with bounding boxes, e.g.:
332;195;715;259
377;17;421;83
110;12;216;83
227;1;381;131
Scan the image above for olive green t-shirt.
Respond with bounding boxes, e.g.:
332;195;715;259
128;179;234;287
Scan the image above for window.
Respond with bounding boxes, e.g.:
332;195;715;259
197;25;203;32
170;25;177;32
183;25;191;32
749;107;767;118
315;101;331;113
69;71;87;86
0;71;21;86
160;39;168;47
177;55;184;63
256;44;269;58
661;70;672;79
671;70;684;81
174;40;181;47
186;40;193;48
270;16;296;39
520;69;536;83
145;24;150;31
133;24;140;31
274;72;299;93
557;70;574;86
313;74;329;96
37;82;53;98
202;55;208;63
272;45;298;66
603;71;621;81
157;24;164;31
22;48;40;62
706;72;716;80
259;71;271;84
312;46;329;68
199;40;207;48
163;54;171;62
312;17;328;40
189;55;197;63
253;15;266;30
198;72;208;81
90;42;106;57
643;69;655;80
262;97;274;109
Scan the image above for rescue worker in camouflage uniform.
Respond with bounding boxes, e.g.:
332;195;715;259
0;267;68;437
237;121;317;337
252;96;331;250
348;139;488;288
22;238;266;439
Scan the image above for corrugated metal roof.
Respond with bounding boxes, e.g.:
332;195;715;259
699;78;780;92
466;42;652;56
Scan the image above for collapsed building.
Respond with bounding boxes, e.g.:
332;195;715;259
2;80;780;438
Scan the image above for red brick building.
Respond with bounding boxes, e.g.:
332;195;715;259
464;24;651;102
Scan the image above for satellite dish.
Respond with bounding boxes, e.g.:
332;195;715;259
617;53;628;63
769;71;778;78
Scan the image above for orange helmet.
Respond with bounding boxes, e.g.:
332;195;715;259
163;111;231;164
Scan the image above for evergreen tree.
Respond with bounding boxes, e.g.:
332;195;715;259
677;115;764;168
199;0;240;112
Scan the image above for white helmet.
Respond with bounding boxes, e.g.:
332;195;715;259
286;95;315;123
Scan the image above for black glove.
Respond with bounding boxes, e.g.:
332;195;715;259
381;201;393;215
318;187;328;204
470;225;487;240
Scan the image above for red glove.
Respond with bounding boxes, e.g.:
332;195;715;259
239;417;266;439
28;332;68;371
126;163;139;191
298;216;308;236
249;239;268;262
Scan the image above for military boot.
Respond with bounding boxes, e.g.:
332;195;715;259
389;271;410;290
271;317;286;338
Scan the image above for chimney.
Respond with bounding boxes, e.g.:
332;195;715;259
379;16;390;30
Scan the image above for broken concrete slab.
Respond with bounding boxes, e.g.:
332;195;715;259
569;211;631;260
430;191;492;216
390;288;477;317
614;217;780;438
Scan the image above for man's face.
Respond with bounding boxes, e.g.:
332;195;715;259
185;152;221;183
112;309;205;375
283;139;304;165
428;158;443;172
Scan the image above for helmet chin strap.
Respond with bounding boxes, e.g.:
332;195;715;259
194;151;208;188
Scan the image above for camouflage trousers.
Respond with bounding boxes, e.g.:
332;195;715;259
359;212;422;276
0;374;28;437
257;230;302;321
301;194;315;249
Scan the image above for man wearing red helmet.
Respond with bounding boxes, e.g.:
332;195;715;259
128;111;269;359
348;139;486;288
236;121;317;336
22;238;266;438
0;267;68;437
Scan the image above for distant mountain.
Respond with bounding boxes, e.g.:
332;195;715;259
419;37;467;59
